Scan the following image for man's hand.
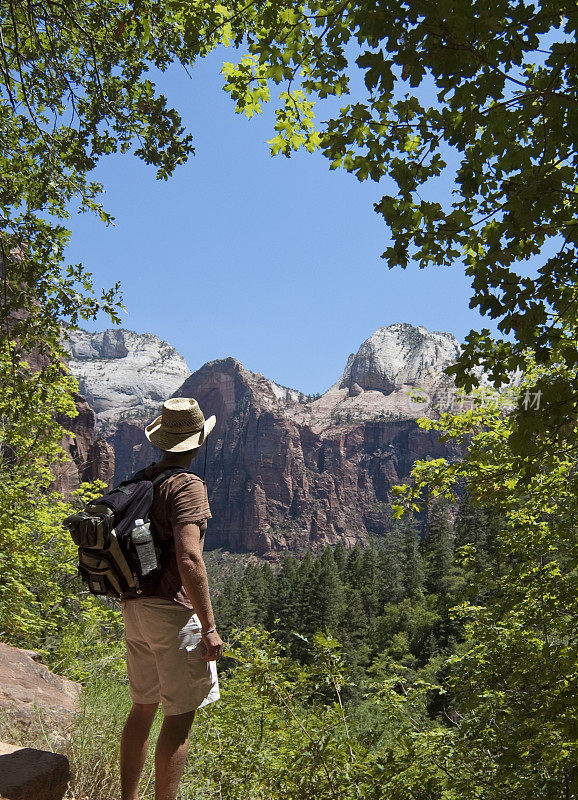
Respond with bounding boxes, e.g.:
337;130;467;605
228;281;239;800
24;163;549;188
201;630;224;661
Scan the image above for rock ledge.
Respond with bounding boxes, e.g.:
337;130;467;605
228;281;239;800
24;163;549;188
0;742;69;800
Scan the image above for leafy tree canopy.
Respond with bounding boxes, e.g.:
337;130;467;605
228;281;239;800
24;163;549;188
0;0;254;357
221;0;577;458
1;0;576;468
392;366;578;798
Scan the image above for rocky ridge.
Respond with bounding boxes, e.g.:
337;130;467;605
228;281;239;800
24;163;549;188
287;323;460;433
65;323;464;555
8;311;116;495
174;351;463;554
53;394;115;495
63;328;191;429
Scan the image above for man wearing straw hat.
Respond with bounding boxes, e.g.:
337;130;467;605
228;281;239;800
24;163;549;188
119;397;223;800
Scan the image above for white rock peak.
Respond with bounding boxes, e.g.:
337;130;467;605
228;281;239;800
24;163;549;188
64;323;464;435
64;328;191;428
337;322;460;394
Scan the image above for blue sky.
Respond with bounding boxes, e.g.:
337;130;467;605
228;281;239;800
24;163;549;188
66;48;500;396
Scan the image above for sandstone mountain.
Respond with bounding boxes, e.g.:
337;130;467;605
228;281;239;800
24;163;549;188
56;328;189;494
63;328;191;429
336;323;460;396
65;323;464;555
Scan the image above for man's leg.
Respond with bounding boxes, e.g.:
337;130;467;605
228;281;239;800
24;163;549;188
120;702;159;800
154;710;195;800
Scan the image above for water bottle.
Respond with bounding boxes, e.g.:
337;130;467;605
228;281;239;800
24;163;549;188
131;518;158;576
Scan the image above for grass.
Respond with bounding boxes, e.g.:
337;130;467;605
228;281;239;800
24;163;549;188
65;677;138;800
64;675;223;800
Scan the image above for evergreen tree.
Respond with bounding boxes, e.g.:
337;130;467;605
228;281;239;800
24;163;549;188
270;556;301;651
405;598;443;665
401;516;425;597
422;500;456;596
212;577;238;637
455;494;505;598
332;541;348;578
359;547;380;618
340;585;371;674
259;563;278;628
242;562;275;627
344;545;365;588
300;548;344;641
455;494;490;570
232;583;257;630
377;527;405;604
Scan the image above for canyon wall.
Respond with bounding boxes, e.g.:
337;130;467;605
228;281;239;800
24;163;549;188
65;323;464;555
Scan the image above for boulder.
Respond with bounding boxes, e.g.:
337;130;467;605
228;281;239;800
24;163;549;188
0;644;81;747
0;742;69;800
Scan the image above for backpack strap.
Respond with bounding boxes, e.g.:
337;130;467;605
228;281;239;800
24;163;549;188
127;467;193;487
151;467;193;487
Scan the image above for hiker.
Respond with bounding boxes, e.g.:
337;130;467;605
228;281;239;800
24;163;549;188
119;397;224;800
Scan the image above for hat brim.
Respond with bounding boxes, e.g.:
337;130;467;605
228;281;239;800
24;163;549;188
145;414;216;453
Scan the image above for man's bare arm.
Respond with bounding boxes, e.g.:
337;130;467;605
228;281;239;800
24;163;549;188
173;521;223;660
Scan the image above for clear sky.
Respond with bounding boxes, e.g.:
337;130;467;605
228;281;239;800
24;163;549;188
66;48;501;396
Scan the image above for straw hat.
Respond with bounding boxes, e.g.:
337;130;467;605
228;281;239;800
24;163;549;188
145;398;216;453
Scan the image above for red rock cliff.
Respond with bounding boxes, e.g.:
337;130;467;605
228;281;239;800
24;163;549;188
166;355;462;555
70;324;466;555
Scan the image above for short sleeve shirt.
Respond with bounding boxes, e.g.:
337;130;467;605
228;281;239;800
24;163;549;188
121;463;212;609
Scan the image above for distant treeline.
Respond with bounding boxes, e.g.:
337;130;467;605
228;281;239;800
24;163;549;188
214;496;504;695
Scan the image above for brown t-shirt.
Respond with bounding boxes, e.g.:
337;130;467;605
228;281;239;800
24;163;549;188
121;464;212;609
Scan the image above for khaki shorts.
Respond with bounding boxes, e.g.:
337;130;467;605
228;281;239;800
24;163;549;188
121;597;220;716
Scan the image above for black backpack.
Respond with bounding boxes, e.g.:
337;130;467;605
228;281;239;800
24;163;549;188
63;468;191;598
